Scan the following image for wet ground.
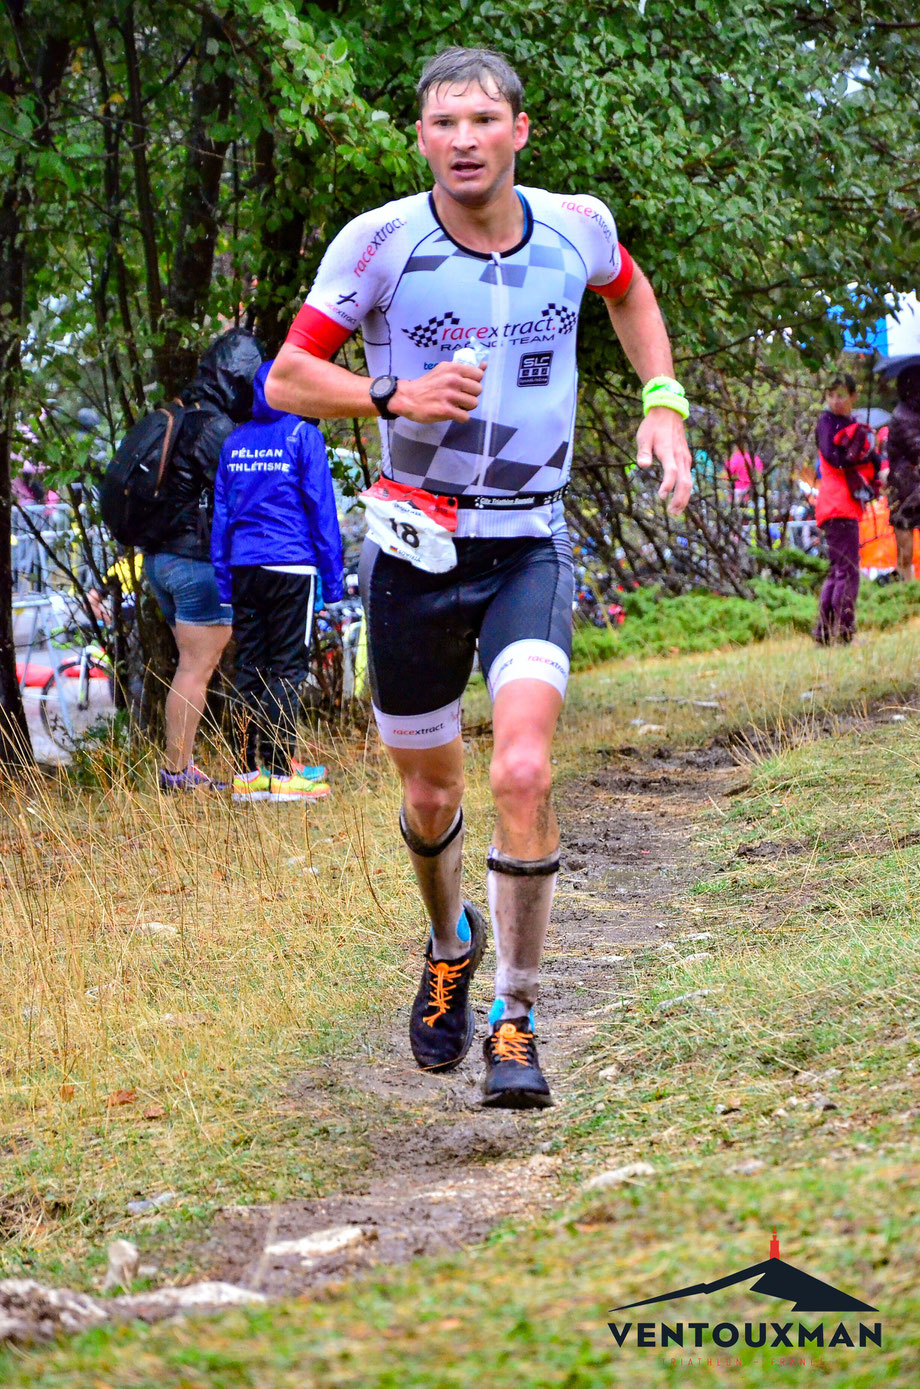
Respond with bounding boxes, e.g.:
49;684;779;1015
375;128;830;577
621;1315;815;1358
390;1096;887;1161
194;742;746;1300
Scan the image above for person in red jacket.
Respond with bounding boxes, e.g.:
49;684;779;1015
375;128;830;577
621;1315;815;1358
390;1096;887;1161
814;374;885;644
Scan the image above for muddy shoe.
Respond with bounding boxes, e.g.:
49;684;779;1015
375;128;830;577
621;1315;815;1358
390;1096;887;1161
409;902;486;1072
481;1018;554;1110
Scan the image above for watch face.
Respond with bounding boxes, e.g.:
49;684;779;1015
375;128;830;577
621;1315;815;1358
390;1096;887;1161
372;375;397;399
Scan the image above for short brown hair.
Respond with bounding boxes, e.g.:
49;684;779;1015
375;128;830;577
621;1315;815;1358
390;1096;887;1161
417;47;524;120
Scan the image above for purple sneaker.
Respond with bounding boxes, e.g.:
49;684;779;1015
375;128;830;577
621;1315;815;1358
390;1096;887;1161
158;762;225;792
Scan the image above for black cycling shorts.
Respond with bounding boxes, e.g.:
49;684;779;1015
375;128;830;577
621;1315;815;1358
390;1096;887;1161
358;532;574;749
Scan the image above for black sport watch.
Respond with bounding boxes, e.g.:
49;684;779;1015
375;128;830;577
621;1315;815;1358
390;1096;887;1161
370;374;400;420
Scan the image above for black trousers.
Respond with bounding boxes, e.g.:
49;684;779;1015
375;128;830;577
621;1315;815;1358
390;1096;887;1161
231;565;316;773
816;517;860;642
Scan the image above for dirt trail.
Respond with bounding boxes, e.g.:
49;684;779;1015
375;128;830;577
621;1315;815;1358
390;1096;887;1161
199;742;744;1300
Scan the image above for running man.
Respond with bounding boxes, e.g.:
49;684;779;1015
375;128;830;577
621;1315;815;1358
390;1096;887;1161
267;47;692;1108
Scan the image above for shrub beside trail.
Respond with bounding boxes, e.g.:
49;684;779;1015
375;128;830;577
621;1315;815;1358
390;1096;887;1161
572;579;920;669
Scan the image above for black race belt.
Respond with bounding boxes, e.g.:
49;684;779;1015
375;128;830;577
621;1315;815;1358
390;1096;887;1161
438;484;568;511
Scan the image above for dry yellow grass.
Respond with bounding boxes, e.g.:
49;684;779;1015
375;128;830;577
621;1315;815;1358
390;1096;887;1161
0;713;502;1278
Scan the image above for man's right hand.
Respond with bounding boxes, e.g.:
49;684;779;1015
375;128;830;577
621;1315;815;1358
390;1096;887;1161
389;361;485;423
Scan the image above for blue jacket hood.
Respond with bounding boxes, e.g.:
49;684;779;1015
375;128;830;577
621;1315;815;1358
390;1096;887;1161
252;361;285;424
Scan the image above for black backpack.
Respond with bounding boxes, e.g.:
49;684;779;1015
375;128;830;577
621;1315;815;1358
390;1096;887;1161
99;400;201;546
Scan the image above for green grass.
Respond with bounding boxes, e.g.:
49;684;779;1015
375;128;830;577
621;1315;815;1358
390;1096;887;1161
3;621;920;1384
3;1181;915;1387
559;615;920;766
570;578;920;668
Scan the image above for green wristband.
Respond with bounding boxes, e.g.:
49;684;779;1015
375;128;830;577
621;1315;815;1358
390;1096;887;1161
642;375;685;403
643;390;689;420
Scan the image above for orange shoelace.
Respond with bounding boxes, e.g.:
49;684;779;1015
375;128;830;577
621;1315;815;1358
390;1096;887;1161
423;958;468;1026
490;1021;533;1065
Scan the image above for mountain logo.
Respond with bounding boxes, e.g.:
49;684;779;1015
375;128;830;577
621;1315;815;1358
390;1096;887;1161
607;1233;882;1352
614;1231;876;1314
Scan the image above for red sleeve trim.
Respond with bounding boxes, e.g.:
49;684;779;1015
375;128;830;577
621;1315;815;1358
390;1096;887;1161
286;304;352;360
589;243;635;301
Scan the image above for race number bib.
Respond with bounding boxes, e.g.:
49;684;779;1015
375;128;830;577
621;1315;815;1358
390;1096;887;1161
361;477;459;574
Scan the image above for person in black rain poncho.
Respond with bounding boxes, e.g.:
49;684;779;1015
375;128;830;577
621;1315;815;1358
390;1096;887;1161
143;329;263;791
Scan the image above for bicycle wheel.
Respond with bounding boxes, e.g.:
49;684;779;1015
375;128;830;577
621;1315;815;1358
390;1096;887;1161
39;660;115;752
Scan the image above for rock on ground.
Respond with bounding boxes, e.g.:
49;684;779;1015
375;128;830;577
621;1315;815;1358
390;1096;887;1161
0;1278;265;1346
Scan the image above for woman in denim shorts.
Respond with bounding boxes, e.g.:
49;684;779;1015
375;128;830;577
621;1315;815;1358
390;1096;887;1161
145;553;233;788
143;330;262;790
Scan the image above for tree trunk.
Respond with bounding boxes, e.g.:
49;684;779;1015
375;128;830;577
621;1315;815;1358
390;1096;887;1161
120;5;164;346
0;413;32;771
0;9;71;772
0;146;33;769
157;13;233;393
126;10;234;735
88;18;146;414
134;588;176;745
250;116;312;356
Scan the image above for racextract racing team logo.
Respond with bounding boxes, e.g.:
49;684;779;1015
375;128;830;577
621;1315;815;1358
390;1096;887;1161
608;1231;882;1371
403;304;578;352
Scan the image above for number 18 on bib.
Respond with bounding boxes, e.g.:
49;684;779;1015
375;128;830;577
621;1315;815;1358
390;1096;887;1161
361;477;459;574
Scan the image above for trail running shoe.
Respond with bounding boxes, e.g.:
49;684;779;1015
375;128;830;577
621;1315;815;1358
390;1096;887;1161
232;769;272;802
291;759;327;782
481;1017;554;1110
267;771;331;803
158;762;222;792
409;901;486;1072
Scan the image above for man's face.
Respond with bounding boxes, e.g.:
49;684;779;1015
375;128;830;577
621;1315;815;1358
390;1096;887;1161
416;79;529;209
826;386;856;417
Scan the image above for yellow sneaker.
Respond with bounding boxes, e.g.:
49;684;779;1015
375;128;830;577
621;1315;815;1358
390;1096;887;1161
267;772;331;803
232;769;271;803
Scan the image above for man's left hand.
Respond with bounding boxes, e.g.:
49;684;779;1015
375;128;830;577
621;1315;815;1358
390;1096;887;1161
635;406;693;516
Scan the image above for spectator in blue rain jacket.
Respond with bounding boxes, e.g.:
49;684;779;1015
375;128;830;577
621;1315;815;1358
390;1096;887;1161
212;360;343;803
